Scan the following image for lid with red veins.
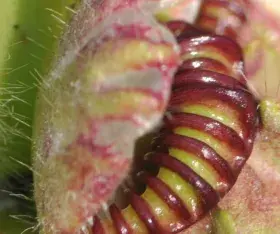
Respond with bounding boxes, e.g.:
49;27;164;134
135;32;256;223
33;1;181;233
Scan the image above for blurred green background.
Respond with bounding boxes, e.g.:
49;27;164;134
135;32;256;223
0;1;78;233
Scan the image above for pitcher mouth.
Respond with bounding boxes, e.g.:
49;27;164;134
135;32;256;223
78;22;258;234
32;0;274;233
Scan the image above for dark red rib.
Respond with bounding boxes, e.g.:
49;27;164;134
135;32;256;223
162;133;235;185
164;21;206;41
169;86;251;108
177;58;230;76
179;35;243;64
137;172;192;221
92;216;105;234
173;69;245;89
130;193;164;233
150;153;219;211
109;205;132;234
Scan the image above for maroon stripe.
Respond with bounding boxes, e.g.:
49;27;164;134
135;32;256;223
178;58;230;76
222;25;239;41
109;205;132;234
164;20;205;40
137;172;193;221
174;69;245;88
169;85;245;107
150;153;219;211
92;216;105;234
164;113;246;157
179;35;243;64
130;193;164;233
169;85;255;116
162;133;235;186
